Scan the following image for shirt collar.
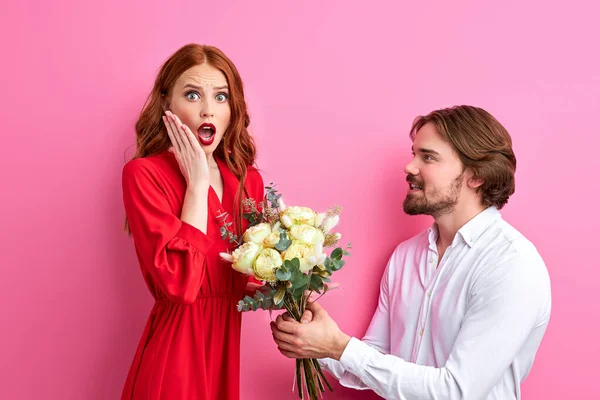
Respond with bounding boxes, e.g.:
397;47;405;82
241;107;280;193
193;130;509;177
427;206;501;249
457;206;501;247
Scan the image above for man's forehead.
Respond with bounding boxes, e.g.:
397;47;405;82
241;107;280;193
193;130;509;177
413;125;456;155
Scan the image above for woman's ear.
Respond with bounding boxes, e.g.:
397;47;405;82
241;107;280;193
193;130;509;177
161;92;170;112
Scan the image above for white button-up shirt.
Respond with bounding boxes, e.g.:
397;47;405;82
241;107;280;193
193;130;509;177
320;207;551;400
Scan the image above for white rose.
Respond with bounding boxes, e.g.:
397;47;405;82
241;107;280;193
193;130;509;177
282;241;315;273
243;222;271;244
230;242;262;275
280;206;316;228
253;248;283;283
289;224;325;246
263;231;281;248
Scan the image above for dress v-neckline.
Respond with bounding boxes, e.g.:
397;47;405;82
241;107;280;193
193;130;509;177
209;157;226;207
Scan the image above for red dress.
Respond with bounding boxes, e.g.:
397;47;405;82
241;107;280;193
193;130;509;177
121;151;263;400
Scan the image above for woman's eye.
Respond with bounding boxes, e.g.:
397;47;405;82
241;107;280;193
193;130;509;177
186;92;200;101
215;93;228;102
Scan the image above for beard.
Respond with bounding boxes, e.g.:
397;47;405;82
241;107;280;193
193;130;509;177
403;173;464;217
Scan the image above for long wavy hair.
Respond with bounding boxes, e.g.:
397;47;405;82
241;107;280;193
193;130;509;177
410;105;516;209
125;44;257;234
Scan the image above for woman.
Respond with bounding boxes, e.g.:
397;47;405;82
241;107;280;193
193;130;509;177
121;44;264;399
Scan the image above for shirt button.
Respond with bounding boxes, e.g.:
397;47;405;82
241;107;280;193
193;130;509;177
427;292;432;297
429;258;434;263
419;329;424;336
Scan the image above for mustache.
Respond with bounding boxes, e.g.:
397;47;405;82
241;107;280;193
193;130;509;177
406;175;423;185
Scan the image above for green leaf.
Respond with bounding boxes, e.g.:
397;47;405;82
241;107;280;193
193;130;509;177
309;274;324;292
323;258;333;273
331;259;345;271
290;258;301;271
275;232;292;252
276;267;292;281
289;270;309;296
331;247;343;260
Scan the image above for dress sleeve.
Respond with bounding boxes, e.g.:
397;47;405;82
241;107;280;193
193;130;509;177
122;159;214;304
246;165;265;204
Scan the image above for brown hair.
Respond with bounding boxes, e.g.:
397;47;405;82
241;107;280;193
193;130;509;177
410;105;517;209
126;44;257;233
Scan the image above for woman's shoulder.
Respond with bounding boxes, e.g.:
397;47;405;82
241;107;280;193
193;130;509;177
122;151;176;181
246;163;262;178
245;163;264;201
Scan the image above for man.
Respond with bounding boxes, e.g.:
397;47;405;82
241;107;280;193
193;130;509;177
271;105;551;399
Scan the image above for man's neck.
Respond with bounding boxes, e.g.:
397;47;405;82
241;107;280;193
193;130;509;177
434;203;487;251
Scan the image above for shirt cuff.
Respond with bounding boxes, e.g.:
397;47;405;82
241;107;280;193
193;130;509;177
339;337;372;375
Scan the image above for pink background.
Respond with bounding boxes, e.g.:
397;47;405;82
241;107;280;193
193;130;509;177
1;1;598;399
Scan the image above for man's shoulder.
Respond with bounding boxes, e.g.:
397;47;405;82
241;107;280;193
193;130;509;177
394;228;430;252
386;229;430;266
481;217;543;261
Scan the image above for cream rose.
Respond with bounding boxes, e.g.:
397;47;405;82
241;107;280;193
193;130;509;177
282;241;316;273
280;206;316;228
230;242;262;275
253;248;283;283
289;224;325;246
263;231;281;248
243;222;272;244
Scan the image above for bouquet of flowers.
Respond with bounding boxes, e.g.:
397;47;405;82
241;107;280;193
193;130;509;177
218;183;350;400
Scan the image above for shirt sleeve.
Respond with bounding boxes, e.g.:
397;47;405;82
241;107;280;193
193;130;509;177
328;252;551;400
319;256;393;390
122;159;214;304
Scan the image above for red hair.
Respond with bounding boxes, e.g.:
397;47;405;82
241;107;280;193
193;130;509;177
126;44;257;234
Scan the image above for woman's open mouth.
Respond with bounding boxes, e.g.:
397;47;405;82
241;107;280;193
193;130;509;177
198;123;216;146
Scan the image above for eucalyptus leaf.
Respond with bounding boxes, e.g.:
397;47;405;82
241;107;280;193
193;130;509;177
331;259;345;271
309;274;324;292
324;258;333;273
331;247;343;260
276;267;292;281
275;232;292;252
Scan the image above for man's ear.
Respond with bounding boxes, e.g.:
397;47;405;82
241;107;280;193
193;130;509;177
467;175;485;189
